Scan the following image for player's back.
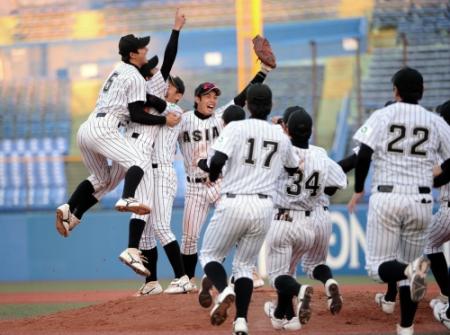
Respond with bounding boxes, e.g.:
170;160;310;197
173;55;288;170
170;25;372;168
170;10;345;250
215;118;297;195
274;145;346;210
93;62;146;122
356;102;450;188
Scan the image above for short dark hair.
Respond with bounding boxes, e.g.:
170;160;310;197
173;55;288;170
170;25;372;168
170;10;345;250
246;83;272;119
287;109;313;142
222;105;245;125
437;100;450;126
283;106;306;124
391;67;423;103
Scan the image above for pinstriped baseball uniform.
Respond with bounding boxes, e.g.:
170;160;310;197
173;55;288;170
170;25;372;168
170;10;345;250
199;119;299;280
353;102;450;280
424;158;450;254
267;145;347;284
77;62;151;204
177;101;232;255
139;102;184;249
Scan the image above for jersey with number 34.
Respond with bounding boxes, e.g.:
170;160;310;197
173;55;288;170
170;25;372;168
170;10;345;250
353;102;450;188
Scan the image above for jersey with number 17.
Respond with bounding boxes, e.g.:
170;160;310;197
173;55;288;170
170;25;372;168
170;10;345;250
353;102;450;189
211;118;299;195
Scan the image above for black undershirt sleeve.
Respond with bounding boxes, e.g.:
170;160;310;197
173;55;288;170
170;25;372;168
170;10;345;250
197;159;210;172
209;151;228;182
160;30;180;81
144;94;167;113
233;71;267;107
434;158;450;188
354;144;373;193
129;101;166;125
338;153;357;173
324;186;339;196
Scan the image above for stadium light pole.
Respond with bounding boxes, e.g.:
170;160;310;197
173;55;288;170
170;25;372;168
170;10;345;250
235;0;262;91
310;40;318;143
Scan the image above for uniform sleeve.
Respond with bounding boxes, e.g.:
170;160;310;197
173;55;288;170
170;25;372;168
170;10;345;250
436;117;450;160
146;71;168;99
127;75;147;103
282;137;300;169
353;111;383;151
215;99;234;119
211;123;237;157
325;158;347;189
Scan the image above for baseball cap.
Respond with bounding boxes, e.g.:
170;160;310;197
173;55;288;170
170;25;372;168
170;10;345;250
246;83;272;105
391;67;423;102
139;55;159;78
169;75;185;95
283;105;306;124
437;100;450;125
222;105;246;124
287;109;313;140
195;82;221;97
119;34;150;57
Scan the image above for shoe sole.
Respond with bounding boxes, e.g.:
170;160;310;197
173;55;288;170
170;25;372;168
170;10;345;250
328;283;342;315
298;286;313;325
118;255;151;277
210;294;235;326
55;209;69;237
115;204;151;215
198;277;213;308
410;258;430;302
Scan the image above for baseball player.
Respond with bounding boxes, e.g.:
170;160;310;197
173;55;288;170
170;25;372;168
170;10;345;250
348;67;450;335
177;63;273;286
264;108;347;331
55;34;174;276
198;83;300;335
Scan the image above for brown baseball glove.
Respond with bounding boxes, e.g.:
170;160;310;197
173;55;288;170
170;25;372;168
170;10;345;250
252;35;276;69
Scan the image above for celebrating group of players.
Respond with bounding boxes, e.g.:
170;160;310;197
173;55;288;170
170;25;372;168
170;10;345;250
53;8;450;335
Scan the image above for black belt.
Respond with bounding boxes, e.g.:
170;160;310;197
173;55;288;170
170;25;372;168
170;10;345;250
377;185;431;194
96;113;122;128
132;132;140;139
187;176;207;183
323;206;329;211
226;193;268;199
152;164;158;169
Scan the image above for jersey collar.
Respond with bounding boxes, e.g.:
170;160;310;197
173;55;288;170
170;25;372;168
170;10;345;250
194;110;212;120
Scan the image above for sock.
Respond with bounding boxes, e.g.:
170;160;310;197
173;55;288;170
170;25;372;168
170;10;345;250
378;260;407;282
234;277;253;319
399;285;418;328
182;253;198;279
275;275;301;296
428;252;450;297
122;166;144;198
204;261;228;292
312;264;333;284
275;292;294;320
141;247;158;282
385;281;398;302
73;194;98;219
163;241;185;278
68;180;95;213
128;218;146;249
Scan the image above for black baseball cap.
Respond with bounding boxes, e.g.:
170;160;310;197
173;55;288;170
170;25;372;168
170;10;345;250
283;105;306;124
139;55;159;78
169;75;185;95
222;105;246;124
391;67;423;102
195;82;221;97
119;34;150;56
437;100;450;125
246;83;272;105
287;109;313;140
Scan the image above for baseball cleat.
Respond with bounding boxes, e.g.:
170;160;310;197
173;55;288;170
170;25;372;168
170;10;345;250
232;317;248;335
375;293;395;314
55;204;72;237
326;279;343;315
396;324;414;335
210;286;235;326
115;198;151;215
404;256;430;302
164;275;193;294
198;275;214;308
264;301;301;331
297;285;313;325
134;281;163;296
118;248;150;276
252;269;265;289
432;301;450;330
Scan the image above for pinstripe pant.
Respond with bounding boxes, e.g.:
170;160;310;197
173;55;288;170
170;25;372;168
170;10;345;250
199;195;273;280
365;192;433;281
77;115;152;206
266;209;315;286
139;164;178;250
424;203;450;254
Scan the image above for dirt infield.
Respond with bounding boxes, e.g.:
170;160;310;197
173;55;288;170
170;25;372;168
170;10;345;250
0;284;447;335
